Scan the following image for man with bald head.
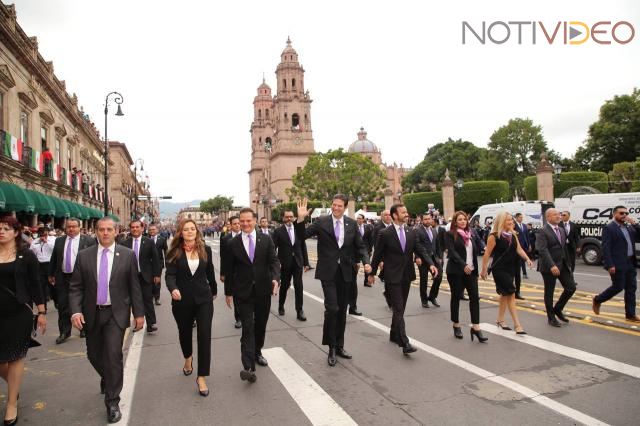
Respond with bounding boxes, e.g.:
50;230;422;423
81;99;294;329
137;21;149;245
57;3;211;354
535;208;576;327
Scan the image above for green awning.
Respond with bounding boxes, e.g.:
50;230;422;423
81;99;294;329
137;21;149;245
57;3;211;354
108;213;120;222
89;208;103;219
49;197;70;218
26;190;56;216
0;181;35;213
62;200;84;220
0;186;5;210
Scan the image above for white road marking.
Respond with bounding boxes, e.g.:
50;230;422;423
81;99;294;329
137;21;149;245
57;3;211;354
263;347;357;426
119;328;145;425
303;291;609;426
480;323;640;379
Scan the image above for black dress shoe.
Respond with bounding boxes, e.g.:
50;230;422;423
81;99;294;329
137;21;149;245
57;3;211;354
554;308;569;323
515;293;526;300
296;310;307;321
147;325;158;333
55;332;70;344
107;405;122;424
154;298;162;306
428;298;440;307
256;354;268;367
335;347;352;359
421;302;430;308
470;328;488;343
548;318;562;327
79;329;86;338
327;347;337;367
100;378;105;394
240;369;257;383
234;320;242;329
402;343;417;354
348;308;362;316
453;326;463;339
278;306;285;316
3;416;18;426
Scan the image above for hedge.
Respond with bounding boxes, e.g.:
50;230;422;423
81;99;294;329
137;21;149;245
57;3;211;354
554;171;608;196
455;181;510;214
402;192;442;215
524;176;538;200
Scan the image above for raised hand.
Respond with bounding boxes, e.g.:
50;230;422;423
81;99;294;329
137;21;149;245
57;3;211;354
297;197;311;222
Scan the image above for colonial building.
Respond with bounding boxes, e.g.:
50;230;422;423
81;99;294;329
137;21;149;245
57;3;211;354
348;127;410;204
176;206;214;227
0;2;137;228
249;38;315;219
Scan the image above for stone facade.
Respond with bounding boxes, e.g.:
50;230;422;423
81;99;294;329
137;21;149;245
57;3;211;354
176;207;214;227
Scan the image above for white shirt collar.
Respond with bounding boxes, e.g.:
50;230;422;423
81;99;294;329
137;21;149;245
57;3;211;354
98;242;116;253
243;230;256;239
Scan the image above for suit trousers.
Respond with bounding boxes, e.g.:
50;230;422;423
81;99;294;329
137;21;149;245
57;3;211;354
238;292;272;371
86;307;126;408
541;264;576;320
171;300;213;376
38;262;50;308
387;281;411;346
447;273;480;324
349;267;359;309
418;262;443;303
57;273;73;335
321;269;350;348
567;246;577;272
152;271;162;299
595;261;637;317
514;263;523;295
279;262;304;312
139;274;157;326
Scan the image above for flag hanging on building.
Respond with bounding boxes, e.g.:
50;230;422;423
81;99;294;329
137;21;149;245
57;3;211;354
76;171;82;191
66;170;72;186
89;185;94;198
32;149;43;173
54;163;61;181
11;136;22;161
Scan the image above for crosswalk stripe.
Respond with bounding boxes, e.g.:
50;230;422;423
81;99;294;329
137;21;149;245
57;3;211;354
303;291;610;426
263;347;357;426
120;328;145;425
479;323;640;379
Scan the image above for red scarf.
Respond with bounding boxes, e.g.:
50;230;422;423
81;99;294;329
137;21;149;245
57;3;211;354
456;229;471;245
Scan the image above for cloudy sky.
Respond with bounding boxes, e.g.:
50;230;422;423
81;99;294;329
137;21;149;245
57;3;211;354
10;0;639;207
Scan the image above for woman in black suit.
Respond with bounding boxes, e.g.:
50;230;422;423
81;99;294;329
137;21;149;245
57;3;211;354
165;219;216;397
444;211;487;343
0;216;46;425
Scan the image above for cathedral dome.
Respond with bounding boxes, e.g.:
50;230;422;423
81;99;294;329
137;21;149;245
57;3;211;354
348;127;379;153
280;37;299;62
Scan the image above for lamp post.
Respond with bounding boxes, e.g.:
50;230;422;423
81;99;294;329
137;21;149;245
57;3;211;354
132;158;144;218
103;91;124;216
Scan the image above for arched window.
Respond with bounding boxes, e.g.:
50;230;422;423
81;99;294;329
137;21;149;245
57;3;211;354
258;109;262;118
292;113;300;129
282;79;286;89
265;109;269;118
292;78;296;88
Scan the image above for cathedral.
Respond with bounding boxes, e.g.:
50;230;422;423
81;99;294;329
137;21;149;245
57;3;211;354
249;39;410;219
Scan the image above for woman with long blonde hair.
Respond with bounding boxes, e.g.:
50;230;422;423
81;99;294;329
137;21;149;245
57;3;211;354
480;211;532;334
165;219;217;397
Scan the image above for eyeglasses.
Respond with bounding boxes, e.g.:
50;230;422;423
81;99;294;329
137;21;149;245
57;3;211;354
617;212;629;216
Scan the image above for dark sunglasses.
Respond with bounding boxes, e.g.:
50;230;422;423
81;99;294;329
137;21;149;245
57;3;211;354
617;211;629;216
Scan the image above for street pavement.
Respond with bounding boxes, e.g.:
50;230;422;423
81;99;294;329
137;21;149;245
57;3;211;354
4;236;640;425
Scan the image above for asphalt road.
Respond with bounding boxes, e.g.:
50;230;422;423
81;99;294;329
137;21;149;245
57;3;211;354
5;236;639;425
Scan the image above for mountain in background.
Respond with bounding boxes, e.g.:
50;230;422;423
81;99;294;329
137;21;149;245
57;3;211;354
159;199;202;218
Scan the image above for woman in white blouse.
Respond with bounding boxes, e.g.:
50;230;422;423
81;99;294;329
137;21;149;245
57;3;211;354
165;219;217;397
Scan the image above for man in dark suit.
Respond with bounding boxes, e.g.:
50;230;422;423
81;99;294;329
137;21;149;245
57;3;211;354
258;217;273;238
415;212;443;308
369;204;436;354
224;208;280;383
535;208;576;327
49;217;96;343
514;213;530;300
220;216;242;328
560;211;581;272
119;220;161;333
273;210;310;320
295;195;371;367
69;217;144;424
148;223;168;306
348;214;373;315
593;206;640;322
371;210;393;309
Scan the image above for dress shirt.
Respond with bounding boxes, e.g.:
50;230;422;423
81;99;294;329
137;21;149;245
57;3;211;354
286;224;295;245
619;224;634;257
465;240;474;270
96;243;115;305
260;228;270;235
242;230;257;259
30;236;55;262
563;221;571;236
63;235;80;273
332;215;345;248
393;223;405;244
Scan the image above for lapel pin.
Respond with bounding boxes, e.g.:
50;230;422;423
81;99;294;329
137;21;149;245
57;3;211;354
116;252;120;256
18;255;23;258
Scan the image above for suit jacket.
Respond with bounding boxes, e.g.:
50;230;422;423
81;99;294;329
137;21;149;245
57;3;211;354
69;244;144;331
295;215;369;283
370;225;431;283
272;224;309;272
49;234;96;282
515;222;530;250
151;235;168;269
223;233;280;302
560;221;580;251
415;224;441;263
219;232;238;278
165;245;217;304
535;224;570;273
257;228;274;239
372;221;390;246
602;221;639;272
444;231;480;276
7;248;44;306
119;236;161;283
355;223;374;253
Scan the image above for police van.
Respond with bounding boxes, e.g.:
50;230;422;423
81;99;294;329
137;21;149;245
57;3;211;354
470;201;554;228
554;192;640;265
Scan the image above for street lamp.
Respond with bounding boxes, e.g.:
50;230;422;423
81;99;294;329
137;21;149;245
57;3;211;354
553;163;563;176
103;91;124;216
132;158;144;218
455;178;464;190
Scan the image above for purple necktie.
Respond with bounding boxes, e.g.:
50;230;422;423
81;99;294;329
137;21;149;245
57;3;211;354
97;248;109;305
554;227;563;244
427;228;433;242
133;238;139;261
359;225;364;237
64;237;73;273
248;234;255;263
334;220;341;244
399;226;406;252
287;226;294;245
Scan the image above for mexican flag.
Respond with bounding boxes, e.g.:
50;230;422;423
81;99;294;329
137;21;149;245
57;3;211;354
89;185;94;198
33;149;43;172
76;171;82;191
66;170;72;186
53;163;61;181
11;136;22;161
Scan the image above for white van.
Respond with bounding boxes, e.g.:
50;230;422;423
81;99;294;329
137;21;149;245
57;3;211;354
470;201;553;228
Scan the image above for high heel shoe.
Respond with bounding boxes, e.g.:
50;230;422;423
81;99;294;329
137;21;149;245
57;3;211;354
182;357;193;376
4;416;18;426
470;328;488;343
514;326;527;335
453;326;463;339
495;321;512;330
196;378;209;397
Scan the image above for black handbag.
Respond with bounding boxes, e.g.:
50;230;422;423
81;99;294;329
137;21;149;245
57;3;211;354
0;285;41;347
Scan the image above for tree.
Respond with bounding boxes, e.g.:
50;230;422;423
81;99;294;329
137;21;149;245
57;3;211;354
200;195;234;214
401;138;487;192
286;148;386;201
574;88;640;172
